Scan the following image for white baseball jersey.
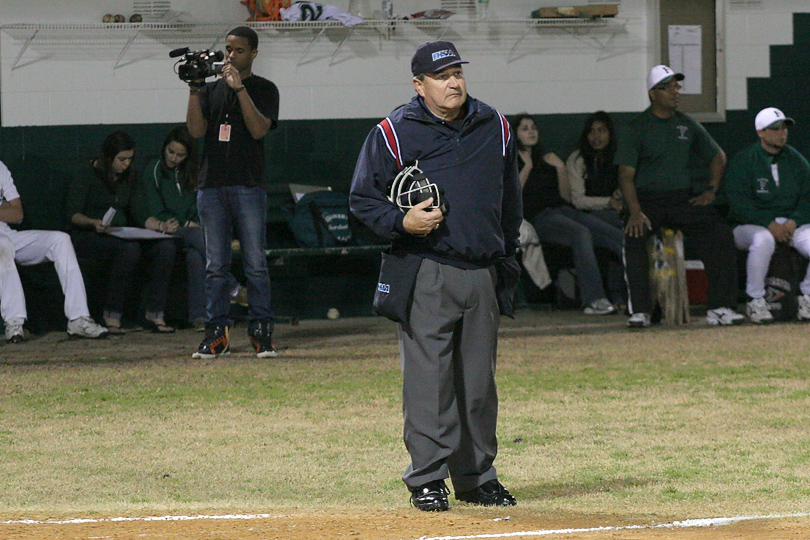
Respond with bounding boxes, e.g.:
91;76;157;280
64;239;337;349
0;160;20;236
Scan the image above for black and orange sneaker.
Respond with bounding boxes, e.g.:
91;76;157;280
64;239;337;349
192;324;230;359
248;321;278;358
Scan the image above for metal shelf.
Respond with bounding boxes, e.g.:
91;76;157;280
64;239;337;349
1;17;625;69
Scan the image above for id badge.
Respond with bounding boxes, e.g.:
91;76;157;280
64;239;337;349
219;124;231;142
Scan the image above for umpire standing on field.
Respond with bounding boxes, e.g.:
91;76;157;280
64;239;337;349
350;41;522;511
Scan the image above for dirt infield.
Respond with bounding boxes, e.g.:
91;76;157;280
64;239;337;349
4;510;810;539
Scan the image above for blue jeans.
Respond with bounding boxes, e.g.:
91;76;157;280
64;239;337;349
589;208;623;231
531;205;624;306
587;208;627;303
197;186;273;327
176;226;239;323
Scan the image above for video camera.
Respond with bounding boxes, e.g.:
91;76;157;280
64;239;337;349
170;47;225;82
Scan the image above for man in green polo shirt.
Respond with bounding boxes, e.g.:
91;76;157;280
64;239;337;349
725;107;810;323
616;64;744;328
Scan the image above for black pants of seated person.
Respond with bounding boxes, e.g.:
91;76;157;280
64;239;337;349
71;230;176;321
623;189;738;315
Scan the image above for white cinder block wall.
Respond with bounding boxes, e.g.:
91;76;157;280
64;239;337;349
724;4;797;112
0;1;805;126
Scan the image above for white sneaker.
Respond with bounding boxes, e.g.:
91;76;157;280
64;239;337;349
4;317;25;343
627;312;651;328
746;297;773;324
706;307;745;326
798;294;810;321
584;298;616;315
67;317;109;339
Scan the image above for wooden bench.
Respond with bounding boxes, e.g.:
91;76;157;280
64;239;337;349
264;243;389;263
229;243;390;321
13;176;389;330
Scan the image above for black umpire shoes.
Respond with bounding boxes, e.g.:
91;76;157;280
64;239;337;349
409;479;450;512
455;479;517;507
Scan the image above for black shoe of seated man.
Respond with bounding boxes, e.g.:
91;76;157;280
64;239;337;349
455;479;517;507
248;321;278;358
409;479;450;512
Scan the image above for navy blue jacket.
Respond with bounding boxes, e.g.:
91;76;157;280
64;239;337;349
350;95;522;269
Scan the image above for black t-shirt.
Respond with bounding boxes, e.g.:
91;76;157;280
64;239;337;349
584;157;619;198
198;75;280;188
519;155;565;220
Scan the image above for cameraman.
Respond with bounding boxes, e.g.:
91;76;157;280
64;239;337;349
186;25;280;359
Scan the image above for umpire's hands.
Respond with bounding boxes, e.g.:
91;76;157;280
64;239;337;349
403;198;444;237
495;254;521;319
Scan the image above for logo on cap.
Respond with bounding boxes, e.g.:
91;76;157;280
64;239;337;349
431;50;456;62
412;40;468;75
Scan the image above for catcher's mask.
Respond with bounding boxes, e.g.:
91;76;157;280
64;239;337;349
388;161;448;214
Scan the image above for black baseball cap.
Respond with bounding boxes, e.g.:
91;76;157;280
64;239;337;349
411;41;468;76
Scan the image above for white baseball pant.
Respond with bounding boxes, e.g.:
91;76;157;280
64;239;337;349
733;221;810;299
0;229;91;323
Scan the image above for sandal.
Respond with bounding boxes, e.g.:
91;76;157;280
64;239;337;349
104;318;126;335
144;319;176;334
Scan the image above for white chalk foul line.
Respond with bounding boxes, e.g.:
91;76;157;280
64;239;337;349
2;511;809;539
2;513;277;525
414;512;810;540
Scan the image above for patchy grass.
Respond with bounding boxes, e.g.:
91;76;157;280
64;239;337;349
1;311;810;521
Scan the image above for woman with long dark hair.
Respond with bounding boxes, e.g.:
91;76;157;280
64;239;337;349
511;113;623;314
566;111;626;304
66;130;177;334
141;125;244;329
567;111;623;227
141;125;208;328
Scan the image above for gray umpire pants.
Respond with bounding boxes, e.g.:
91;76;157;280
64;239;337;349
399;258;501;493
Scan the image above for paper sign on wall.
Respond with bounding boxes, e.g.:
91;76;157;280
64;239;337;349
668;25;702;95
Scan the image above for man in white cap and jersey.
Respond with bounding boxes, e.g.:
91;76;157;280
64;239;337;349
725;107;810;323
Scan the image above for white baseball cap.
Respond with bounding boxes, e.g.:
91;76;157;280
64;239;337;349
647;65;685;91
755;107;795;131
